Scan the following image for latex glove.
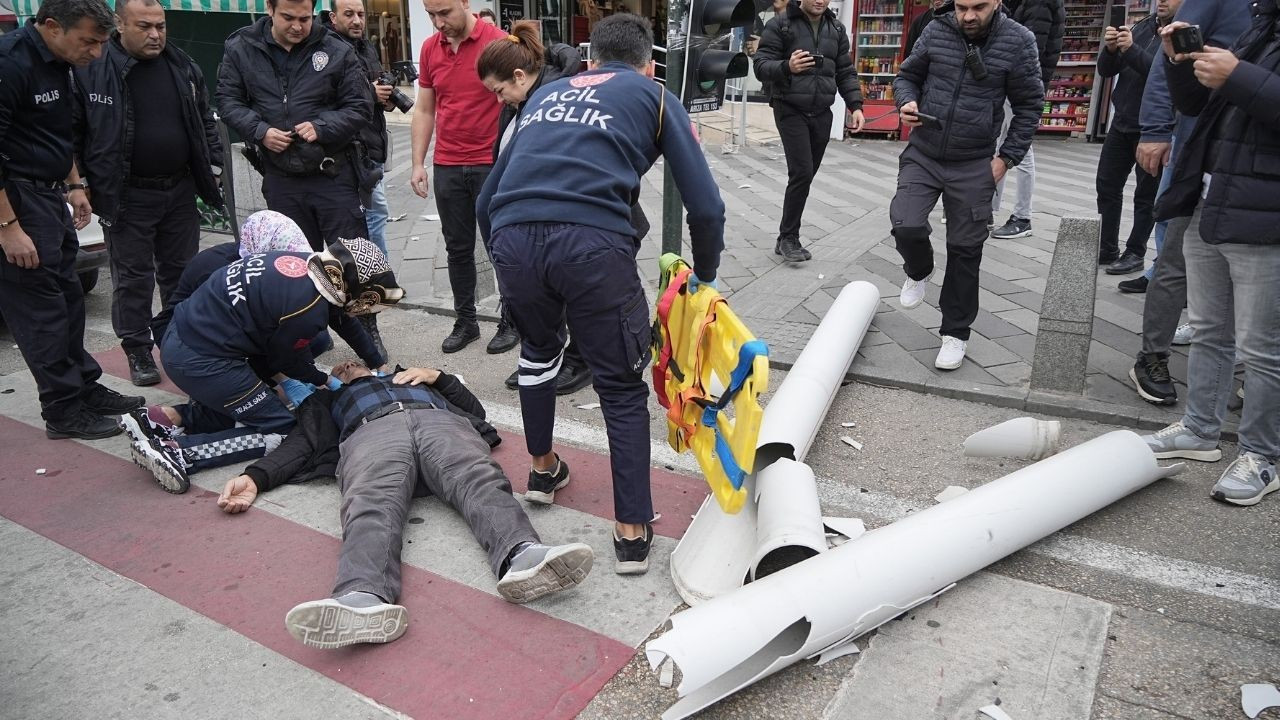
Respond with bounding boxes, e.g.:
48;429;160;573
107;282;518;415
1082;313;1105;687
687;273;718;294
280;378;316;408
326;376;344;391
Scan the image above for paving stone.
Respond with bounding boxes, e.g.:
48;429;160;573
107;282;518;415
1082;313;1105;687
907;349;1003;385
980;256;1038;282
994;332;1038;362
1002;290;1044;312
854;342;935;382
985;361;1032;386
1089;339;1141;383
963;331;1022;368
977;270;1030;296
995;307;1041;334
977;288;1021;313
1091;317;1142;357
870;310;943;352
971;308;1026;339
1086;372;1147;410
1013;276;1049;293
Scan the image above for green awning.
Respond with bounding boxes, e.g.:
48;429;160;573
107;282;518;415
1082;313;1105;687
11;0;267;20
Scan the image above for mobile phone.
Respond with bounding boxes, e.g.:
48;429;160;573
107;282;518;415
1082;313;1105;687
913;111;942;130
1171;25;1204;54
1108;4;1127;30
809;53;825;65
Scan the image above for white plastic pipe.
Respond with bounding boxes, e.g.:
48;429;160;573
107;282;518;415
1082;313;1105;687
963;417;1062;460
668;281;882;605
749;458;825;581
647;431;1183;720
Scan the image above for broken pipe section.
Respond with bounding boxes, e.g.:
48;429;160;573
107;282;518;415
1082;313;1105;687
963;417;1062;460
647;431;1184;720
669;281;881;605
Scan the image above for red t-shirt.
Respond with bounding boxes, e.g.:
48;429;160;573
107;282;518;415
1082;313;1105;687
418;18;506;166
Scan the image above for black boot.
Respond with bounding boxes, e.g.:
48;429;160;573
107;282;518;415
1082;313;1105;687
555;362;593;395
356;313;387;361
487;319;520;354
127;349;161;387
81;383;145;415
775;236;810;263
46;409;121;440
441;320;480;354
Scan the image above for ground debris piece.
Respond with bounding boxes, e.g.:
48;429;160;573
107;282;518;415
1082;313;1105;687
841;421;856;428
934;485;969;503
822;517;866;542
651;512;662;523
420;214;440;221
814;641;860;666
577;402;601;410
978;705;1014;720
658;658;675;688
36;468;47;475
737;183;751;189
387;213;408;222
840;436;863;451
1242;684;1280;719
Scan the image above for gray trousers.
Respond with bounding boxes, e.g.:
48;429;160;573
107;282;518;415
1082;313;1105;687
1140;214;1191;358
333;408;539;602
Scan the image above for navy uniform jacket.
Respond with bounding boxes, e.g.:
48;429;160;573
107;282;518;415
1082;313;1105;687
171;251;383;385
0;21;76;184
476;62;724;282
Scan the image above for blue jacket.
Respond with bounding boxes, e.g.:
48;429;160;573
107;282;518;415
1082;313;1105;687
476;63;725;281
171;251;384;384
1138;0;1252;143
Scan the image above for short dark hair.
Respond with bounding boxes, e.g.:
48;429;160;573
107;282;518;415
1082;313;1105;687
267;0;320;11
478;8;496;19
589;13;652;69
115;0;163;18
328;0;364;14
36;0;114;32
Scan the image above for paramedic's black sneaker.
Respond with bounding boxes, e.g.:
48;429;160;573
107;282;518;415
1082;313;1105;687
497;542;594;603
441;321;480;353
46;409;121;440
486;320;520;354
81;382;145;415
285;591;408;649
505;369;519;390
127;350;161;387
613;524;652;575
555;362;593;395
525;456;570;504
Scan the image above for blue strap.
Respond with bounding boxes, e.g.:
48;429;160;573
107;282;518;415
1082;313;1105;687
698;339;768;492
716;431;749;490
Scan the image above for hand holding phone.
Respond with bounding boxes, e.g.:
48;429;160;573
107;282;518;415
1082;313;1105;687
1108;4;1127;32
1171;24;1204;55
914;111;942;131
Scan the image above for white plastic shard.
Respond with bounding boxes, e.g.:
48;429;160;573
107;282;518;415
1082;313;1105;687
814;640;860;666
751;459;827;581
1242;683;1280;719
668;281;882;606
934;485;970;503
963;417;1062;460
978;705;1015;720
646;431;1184;720
822;517;867;542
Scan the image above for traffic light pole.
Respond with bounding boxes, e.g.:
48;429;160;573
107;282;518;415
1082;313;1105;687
661;0;689;257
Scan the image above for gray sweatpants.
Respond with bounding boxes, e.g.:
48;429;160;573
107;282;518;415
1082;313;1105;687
1140;215;1191;357
332;408;539;603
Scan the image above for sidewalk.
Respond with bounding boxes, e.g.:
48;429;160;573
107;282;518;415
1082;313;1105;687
380;124;1189;431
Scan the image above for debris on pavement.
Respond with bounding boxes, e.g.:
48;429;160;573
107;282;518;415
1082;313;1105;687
577;402;601;410
840;436;863;451
934;486;969;503
814;641;860;666
36;468;46;475
841;421;856;428
387;213;407;222
978;704;1014;720
1242;683;1280;719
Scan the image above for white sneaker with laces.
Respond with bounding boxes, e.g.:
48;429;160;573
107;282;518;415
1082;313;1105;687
935;336;967;370
899;272;932;309
1172;323;1193;345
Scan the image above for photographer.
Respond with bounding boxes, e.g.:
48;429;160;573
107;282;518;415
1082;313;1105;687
216;0;373;251
1140;3;1280;507
889;0;1042;370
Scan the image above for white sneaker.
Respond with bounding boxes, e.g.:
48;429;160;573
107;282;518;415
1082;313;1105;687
935;336;967;370
1172;323;1193;345
899;273;932;309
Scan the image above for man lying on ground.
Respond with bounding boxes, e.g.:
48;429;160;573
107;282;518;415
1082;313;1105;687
197;360;593;648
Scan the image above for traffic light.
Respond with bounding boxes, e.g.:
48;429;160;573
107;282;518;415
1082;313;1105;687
681;0;755;113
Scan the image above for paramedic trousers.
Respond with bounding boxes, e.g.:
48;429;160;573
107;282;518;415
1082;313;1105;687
489;222;654;525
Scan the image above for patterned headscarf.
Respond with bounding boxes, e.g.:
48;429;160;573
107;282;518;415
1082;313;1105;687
307;237;405;315
239;211;311;258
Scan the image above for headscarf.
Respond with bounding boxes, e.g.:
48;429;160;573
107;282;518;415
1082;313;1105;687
307;237;405;315
238;210;311;258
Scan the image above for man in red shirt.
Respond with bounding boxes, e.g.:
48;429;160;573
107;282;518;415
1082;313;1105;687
409;0;517;354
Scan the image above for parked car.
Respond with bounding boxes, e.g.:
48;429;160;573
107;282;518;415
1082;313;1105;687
72;204;108;294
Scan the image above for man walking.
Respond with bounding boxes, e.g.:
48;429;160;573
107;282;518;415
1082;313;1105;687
1092;0;1177;276
217;0;373;250
752;0;864;263
409;0;518;354
73;0;224;387
477;14;725;574
0;0;145;440
890;0;1043;370
988;0;1064;239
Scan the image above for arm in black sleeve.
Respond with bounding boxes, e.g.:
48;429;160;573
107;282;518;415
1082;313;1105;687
1165;56;1211;117
834;26;863;110
999;35;1047;164
1218;57;1280;133
330;309;385;368
544;43;583;81
192;61;224;171
1097;46;1123;79
431;372;486;419
661;89;725;282
315;51;375;144
265;304;331;385
243;391;339;492
215;46;270;142
893;22;932;108
752;17;791;85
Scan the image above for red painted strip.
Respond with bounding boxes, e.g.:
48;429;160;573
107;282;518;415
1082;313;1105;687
93;347;185;397
93;353;710;539
0;416;631;720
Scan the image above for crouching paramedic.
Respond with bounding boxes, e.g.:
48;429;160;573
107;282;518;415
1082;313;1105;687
475;14;726;575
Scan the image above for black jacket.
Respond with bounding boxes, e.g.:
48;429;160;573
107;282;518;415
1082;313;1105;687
72;36;223;225
1154;3;1280;246
1096;14;1160;134
894;10;1043;164
242;372;500;493
322;16;388;163
216;17;373;176
753;2;863;113
1005;0;1065;88
907;6;942;55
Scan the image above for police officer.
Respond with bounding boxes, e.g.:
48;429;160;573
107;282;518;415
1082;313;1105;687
476;14;726;576
73;0;225;387
216;0;374;250
0;0;145;440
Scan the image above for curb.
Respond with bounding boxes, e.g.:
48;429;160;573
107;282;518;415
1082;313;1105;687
396;297;1239;443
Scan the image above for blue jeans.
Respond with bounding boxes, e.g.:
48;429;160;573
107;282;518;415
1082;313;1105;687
992;100;1034;220
1145;135;1178;280
1181;208;1280;460
366;169;389;257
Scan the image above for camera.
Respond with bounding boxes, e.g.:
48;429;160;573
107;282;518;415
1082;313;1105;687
377;72;414;114
1170;25;1204;55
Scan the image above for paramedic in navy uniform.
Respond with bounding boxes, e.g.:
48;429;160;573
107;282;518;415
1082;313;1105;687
476;13;726;576
0;0;146;441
